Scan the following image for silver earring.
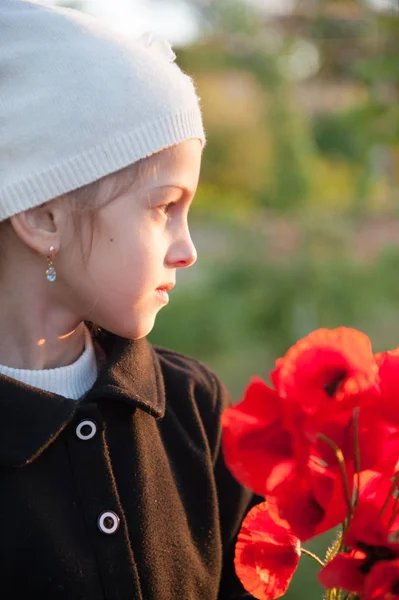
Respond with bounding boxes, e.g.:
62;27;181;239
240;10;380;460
45;246;57;282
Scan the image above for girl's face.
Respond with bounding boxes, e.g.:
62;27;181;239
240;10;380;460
59;139;202;339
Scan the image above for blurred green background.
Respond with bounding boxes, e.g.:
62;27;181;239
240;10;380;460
55;0;399;596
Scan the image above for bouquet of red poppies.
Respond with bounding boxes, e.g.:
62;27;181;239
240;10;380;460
222;328;399;600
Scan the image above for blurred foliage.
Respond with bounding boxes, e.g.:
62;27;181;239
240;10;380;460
175;0;398;213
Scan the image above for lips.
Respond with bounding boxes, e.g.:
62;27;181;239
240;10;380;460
156;283;175;292
155;284;173;305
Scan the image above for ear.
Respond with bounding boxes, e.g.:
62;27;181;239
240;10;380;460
10;199;65;255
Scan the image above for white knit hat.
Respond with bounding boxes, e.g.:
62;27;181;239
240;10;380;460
0;0;205;222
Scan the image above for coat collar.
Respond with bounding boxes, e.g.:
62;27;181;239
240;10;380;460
0;330;166;467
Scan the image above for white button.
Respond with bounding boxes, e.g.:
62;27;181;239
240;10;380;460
98;511;120;535
75;419;97;441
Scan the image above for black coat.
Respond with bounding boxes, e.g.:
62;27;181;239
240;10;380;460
0;330;258;599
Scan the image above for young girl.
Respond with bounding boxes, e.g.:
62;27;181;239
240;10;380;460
0;1;258;598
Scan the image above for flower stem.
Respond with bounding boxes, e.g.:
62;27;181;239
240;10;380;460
325;527;343;562
325;588;340;600
317;433;353;517
380;472;399;520
301;547;325;567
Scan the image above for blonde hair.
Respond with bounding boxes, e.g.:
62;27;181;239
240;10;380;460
0;151;164;257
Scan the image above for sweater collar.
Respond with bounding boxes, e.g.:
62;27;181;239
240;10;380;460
0;330;166;467
0;325;98;400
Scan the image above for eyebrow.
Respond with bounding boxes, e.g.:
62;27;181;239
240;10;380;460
155;184;193;195
145;184;196;202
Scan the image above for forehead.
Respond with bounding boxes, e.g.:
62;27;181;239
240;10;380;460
138;139;202;193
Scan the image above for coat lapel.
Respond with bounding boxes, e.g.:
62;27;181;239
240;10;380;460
0;331;165;467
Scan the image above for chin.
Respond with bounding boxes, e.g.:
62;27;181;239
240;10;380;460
106;316;157;341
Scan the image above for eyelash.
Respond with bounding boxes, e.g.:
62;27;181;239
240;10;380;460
158;201;178;215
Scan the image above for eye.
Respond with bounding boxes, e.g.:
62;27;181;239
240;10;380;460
158;201;178;215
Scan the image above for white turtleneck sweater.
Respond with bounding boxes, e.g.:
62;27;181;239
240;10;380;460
0;326;98;399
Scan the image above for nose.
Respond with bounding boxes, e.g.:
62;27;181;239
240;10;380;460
166;228;197;269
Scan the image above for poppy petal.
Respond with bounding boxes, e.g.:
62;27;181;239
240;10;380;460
318;554;365;594
274;328;378;414
364;559;399;600
222;378;294;496
344;502;391;549
375;350;399;425
272;476;325;542
235;502;301;600
270;458;351;542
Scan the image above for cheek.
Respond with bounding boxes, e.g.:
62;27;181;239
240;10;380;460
94;225;166;284
121;228;163;269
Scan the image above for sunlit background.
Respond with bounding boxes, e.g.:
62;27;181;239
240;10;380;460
36;0;399;596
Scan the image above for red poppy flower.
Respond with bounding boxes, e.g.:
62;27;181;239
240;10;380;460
363;559;399;599
271;328;379;426
221;377;296;497
319;472;399;596
352;470;399;527
374;350;399;426
312;405;399;478
270;455;353;542
353;409;399;478
235;502;301;600
319;553;366;594
222;377;354;541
